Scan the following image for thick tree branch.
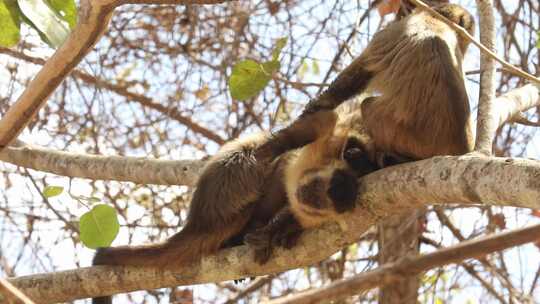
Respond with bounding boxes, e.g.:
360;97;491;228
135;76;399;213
0;141;204;186
0;0;114;150
1;84;537;185
474;0;497;155
266;223;540;304
6;155;540;303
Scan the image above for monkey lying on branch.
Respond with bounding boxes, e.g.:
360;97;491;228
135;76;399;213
92;4;474;303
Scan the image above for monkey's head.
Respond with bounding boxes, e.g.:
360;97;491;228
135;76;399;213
433;4;475;54
285;115;377;228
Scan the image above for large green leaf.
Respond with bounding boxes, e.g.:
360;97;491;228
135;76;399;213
229;37;287;101
0;0;21;47
17;0;69;47
47;0;77;29
229;59;273;101
80;204;120;249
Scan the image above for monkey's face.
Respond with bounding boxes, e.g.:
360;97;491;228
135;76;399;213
286;133;377;228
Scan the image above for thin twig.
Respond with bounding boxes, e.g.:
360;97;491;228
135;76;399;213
0;279;36;304
409;0;540;84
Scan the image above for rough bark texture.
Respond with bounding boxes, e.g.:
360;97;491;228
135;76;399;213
474;0;497;155
378;210;423;304
6;155;540;303
0;84;537;186
0;141;205;186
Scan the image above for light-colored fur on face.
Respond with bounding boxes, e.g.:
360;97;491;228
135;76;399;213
285;105;373;228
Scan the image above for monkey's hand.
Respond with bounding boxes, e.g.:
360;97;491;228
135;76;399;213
244;207;303;265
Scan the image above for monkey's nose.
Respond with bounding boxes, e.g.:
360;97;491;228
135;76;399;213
327;169;358;213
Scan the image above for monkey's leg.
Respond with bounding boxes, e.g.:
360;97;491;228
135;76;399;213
303;57;373;115
244;206;303;265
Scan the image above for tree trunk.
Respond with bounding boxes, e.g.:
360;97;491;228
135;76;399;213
377;209;424;303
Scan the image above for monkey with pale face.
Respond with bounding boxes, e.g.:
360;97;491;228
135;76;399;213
92;4;475;303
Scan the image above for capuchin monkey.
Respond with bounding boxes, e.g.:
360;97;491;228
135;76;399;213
245;3;475;263
92;4;474;303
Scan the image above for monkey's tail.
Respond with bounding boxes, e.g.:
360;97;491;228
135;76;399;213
91;226;231;304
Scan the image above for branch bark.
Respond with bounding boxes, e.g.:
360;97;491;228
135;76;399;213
6;155;540;303
0;0;115;150
265;223;540;304
0;279;36;304
474;0;497;155
0;141;205;186
1;84;537;185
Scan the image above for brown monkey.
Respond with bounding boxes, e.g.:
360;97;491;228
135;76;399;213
92;3;475;301
247;3;475;262
306;3;475;158
92;109;370;303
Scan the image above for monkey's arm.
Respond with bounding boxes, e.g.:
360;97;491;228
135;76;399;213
303;58;374;114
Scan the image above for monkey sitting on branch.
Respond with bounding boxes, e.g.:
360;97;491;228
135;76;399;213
245;2;475;263
91;3;475;303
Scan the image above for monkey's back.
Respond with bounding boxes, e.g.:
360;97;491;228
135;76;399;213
361;9;474;159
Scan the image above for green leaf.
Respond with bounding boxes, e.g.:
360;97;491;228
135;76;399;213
46;0;77;29
43;185;63;198
271;37;287;61
79;204;120;249
312;60;320;75
0;0;21;47
17;0;70;47
537;32;540;49
229;59;273;100
298;60;308;80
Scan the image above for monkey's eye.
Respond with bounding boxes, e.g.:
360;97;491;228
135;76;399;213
343;137;363;161
343;137;377;175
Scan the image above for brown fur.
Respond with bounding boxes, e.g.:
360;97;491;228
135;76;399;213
305;4;474;159
92;5;476;301
248;4;476;263
91;110;339;303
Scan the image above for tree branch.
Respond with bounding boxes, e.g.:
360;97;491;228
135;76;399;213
265;223;540;304
1;84;537;185
0;0;233;152
5;155;540;303
0;279;36;304
0;0;114;150
474;0;497;155
0;140;205;186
